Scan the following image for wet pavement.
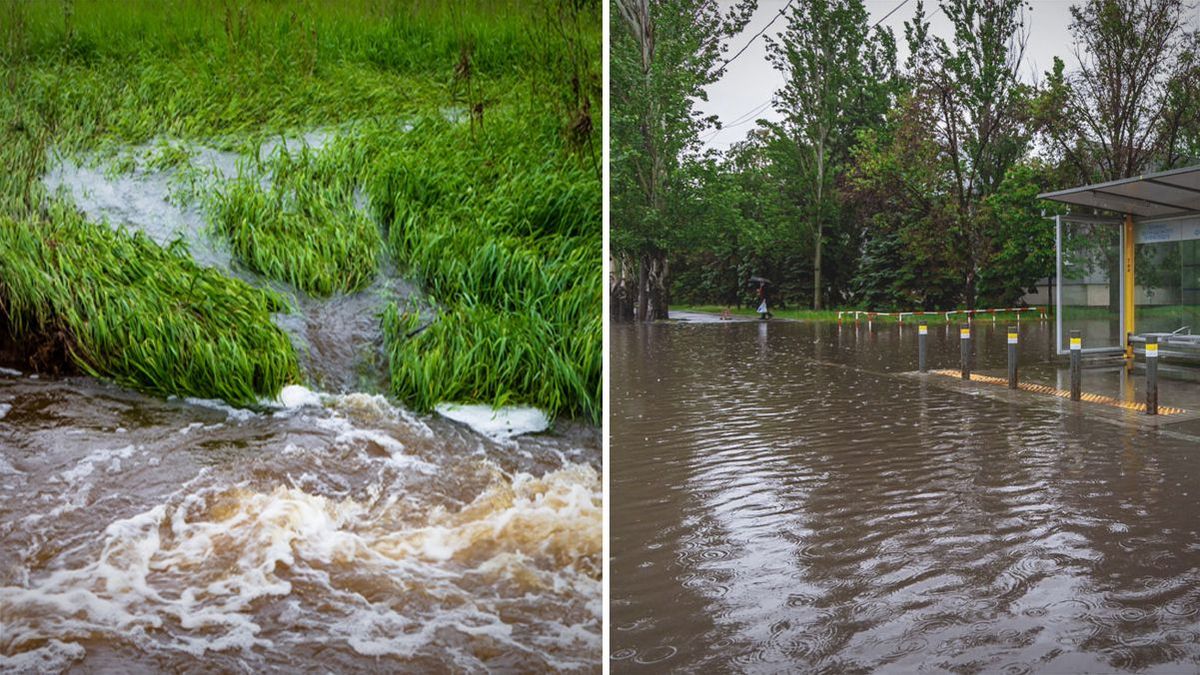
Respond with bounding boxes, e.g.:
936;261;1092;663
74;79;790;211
611;318;1200;673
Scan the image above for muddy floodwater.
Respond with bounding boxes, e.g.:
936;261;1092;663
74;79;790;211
611;318;1200;672
0;372;600;672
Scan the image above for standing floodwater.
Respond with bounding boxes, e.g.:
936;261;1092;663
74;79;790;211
611;319;1200;672
0;373;600;671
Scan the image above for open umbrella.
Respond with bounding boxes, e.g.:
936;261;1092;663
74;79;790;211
747;275;772;286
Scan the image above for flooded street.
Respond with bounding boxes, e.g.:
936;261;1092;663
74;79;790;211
0;372;600;672
611;319;1200;672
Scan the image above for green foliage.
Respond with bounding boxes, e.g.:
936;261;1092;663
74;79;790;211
976;162;1062;305
764;0;898;308
1042;0;1200;181
1;0;601;420
373;112;601;422
0;205;299;405
0;0;598;218
609;0;756;319
642;0;1199;319
209;143;382;296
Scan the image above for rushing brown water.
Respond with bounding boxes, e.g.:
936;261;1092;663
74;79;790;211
0;371;600;672
611;319;1200;672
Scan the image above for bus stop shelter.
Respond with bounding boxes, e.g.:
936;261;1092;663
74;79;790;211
1038;165;1200;361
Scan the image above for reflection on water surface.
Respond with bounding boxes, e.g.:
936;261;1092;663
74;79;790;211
611;320;1200;672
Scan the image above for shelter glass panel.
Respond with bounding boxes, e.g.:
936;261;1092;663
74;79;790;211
1135;218;1200;337
1058;220;1122;351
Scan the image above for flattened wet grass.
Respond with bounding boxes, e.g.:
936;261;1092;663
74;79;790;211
210;142;382;297
0;205;298;405
373;113;600;422
1;0;600;418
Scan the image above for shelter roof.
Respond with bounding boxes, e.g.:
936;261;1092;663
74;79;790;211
1038;165;1200;219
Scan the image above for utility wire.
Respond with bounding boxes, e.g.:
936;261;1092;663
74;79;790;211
701;0;800;142
706;0;916;147
700;98;774;142
872;0;912;28
715;0;797;73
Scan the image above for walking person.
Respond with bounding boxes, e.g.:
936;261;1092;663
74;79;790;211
755;281;771;320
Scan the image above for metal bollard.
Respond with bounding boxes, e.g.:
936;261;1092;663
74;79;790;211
1007;324;1018;389
1146;336;1159;415
1069;330;1082;401
960;323;972;380
918;323;928;373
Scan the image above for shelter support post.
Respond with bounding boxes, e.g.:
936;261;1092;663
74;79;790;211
1123;214;1135;360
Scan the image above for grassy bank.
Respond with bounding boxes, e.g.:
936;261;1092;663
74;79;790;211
209;141;383;297
374;111;601;422
0;206;298;405
675;305;1051;325
1;0;601;419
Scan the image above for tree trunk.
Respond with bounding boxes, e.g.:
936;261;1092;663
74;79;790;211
610;254;636;322
644;250;670;321
637;256;649;321
813;222;823;310
812;134;826;311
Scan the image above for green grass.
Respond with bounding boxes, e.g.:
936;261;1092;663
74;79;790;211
0;0;601;419
209;141;382;296
373;112;601;422
676;305;1052;325
1;0;597;216
0;205;299;405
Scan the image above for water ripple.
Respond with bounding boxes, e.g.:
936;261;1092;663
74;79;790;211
612;321;1200;672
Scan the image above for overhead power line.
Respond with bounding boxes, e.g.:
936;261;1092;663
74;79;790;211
715;0;797;73
873;0;912;29
705;0;917;148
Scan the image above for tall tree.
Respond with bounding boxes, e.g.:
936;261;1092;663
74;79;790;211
1038;0;1200;181
766;0;895;309
908;0;1031;307
610;0;755;321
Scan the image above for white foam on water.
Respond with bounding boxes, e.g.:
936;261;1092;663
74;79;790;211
57;445;137;485
0;463;599;664
434;404;549;441
0;367;22;377
310;415;438;474
329;393;433;438
42;153;235;270
0;403;11;419
374;464;601;570
178;422;205;435
39;129;340;276
183;397;257;422
274;384;323;409
0;639;86;673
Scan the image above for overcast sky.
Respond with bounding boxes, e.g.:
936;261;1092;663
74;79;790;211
699;0;1200;151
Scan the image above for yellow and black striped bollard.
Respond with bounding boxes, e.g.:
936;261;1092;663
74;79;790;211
1146;336;1159;416
960;324;971;380
918;323;928;373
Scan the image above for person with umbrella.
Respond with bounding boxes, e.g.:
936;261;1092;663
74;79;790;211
750;276;772;320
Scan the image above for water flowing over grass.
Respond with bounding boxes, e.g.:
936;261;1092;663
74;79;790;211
0;205;299;405
1;0;600;420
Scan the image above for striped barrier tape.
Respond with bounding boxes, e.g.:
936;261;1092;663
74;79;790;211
837;307;1047;324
